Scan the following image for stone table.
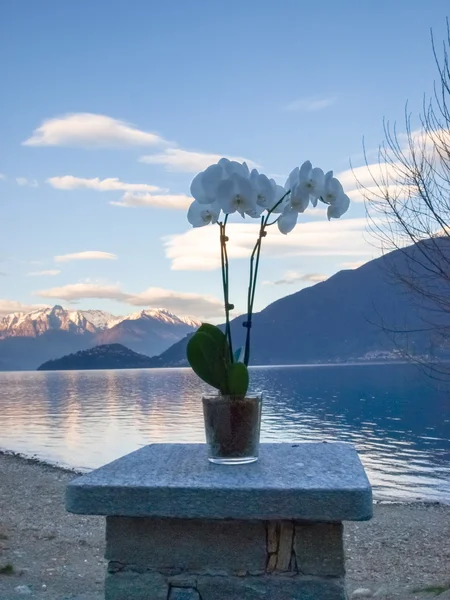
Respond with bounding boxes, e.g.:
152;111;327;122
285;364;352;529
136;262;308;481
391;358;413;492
66;443;372;600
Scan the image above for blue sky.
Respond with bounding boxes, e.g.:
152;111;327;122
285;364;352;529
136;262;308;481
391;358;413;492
0;1;449;320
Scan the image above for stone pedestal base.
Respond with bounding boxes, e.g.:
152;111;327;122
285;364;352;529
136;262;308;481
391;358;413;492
106;572;345;600
104;517;346;600
66;443;372;600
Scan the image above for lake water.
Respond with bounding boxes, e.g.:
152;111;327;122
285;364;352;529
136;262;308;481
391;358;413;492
1;363;449;502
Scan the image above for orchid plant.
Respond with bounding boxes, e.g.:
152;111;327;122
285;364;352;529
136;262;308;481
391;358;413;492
186;159;350;397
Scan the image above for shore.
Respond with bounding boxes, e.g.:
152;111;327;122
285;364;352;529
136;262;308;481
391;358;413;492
0;452;449;600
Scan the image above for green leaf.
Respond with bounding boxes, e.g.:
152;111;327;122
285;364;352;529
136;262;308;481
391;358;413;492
197;323;228;347
186;331;229;392
198;323;234;367
226;362;249;396
197;323;232;379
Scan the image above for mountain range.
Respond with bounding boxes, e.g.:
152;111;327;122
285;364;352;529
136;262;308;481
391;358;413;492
0;306;200;371
2;239;448;371
149;239;450;368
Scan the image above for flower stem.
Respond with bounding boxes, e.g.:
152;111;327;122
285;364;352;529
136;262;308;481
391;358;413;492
219;217;234;362
264;190;291;225
243;190;291;366
243;218;263;366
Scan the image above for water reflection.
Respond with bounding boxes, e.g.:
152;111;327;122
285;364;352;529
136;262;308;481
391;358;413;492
0;363;449;502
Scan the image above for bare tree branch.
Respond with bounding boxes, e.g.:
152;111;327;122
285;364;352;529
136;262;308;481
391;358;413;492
361;20;450;380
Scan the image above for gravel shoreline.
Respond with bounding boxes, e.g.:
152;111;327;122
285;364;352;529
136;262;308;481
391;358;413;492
0;451;449;600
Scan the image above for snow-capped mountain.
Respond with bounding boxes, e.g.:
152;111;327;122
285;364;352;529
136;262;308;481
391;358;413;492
124;308;200;328
0;306;200;339
0;305;201;370
78;309;121;330
94;309;201;358
0;305;98;339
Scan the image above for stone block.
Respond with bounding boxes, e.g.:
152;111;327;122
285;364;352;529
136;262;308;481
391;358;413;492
168;574;197;588
169;587;201;600
105;571;167;600
267;521;278;553
196;574;347;600
275;521;294;571
267;554;277;572
67;443;372;522
295;522;345;576
106;516;267;572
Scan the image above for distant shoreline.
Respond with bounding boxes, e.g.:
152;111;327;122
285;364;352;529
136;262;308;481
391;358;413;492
0;358;439;373
0;447;86;475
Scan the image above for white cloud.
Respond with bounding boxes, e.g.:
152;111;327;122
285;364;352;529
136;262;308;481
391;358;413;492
16;177;38;187
27;270;61;277
164;218;375;271
0;300;48;317
54;251;117;263
283;95;337;112
47;175;190;211
140;148;259;173
337;127;450;203
399;127;450;154
128;287;222;319
23;113;167;148
264;271;328;286
36;283;126;301
337;162;401;191
336;162;409;203
0;174;5;181
47;176;163;193
340;260;366;269
35;283;222;319
111;192;191;209
297;205;328;219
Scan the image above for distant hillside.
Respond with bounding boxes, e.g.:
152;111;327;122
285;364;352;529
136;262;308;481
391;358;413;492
149;239;450;367
95;309;198;357
37;344;154;371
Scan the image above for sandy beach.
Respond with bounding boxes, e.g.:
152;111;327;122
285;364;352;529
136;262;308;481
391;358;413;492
0;451;449;600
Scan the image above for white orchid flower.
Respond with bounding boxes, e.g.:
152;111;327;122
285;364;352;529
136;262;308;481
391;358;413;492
190;172;208;203
320;171;344;205
187;200;221;227
299;160;312;179
245;205;266;218
269;179;289;213
217;173;257;216
250;170;276;210
284;160;324;210
295;162;325;207
327;193;350;220
284;166;300;191
289;183;310;213
318;171;350;219
307;168;325;206
218;158;250;179
277;206;298;234
190;164;225;204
